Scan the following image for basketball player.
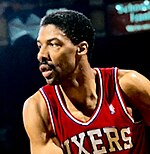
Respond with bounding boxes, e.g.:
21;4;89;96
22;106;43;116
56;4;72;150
22;9;150;154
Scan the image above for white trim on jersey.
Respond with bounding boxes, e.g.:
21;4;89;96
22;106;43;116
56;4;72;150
39;87;56;134
54;68;103;126
114;67;135;123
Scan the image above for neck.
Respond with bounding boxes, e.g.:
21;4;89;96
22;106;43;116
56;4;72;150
60;56;98;115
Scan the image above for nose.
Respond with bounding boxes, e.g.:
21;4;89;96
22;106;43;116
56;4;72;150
37;46;50;62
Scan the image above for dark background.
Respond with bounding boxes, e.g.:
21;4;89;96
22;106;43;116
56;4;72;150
0;0;149;153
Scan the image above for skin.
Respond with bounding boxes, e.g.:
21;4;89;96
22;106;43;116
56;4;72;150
22;24;150;154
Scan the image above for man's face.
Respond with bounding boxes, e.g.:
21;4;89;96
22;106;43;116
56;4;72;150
37;24;78;85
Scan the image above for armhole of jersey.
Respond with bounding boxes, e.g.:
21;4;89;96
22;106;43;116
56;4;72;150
39;87;56;135
114;67;135;123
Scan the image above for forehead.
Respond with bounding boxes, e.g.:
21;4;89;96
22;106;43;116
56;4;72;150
37;24;68;42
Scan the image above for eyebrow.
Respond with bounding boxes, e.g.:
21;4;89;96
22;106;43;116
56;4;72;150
37;38;59;44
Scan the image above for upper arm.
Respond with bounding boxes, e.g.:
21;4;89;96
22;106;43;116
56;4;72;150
118;69;150;125
22;91;64;154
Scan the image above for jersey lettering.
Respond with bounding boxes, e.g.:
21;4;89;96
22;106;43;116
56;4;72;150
103;127;123;152
71;132;90;154
87;129;107;153
64;139;71;154
121;127;133;150
63;127;133;153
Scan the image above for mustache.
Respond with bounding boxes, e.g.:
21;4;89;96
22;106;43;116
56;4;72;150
39;60;55;69
39;60;48;65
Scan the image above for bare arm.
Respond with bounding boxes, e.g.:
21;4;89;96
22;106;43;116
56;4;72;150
22;91;64;154
118;69;150;126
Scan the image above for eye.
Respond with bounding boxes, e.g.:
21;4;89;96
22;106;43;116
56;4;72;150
37;45;41;49
49;42;58;47
48;40;62;48
37;42;41;49
49;42;55;47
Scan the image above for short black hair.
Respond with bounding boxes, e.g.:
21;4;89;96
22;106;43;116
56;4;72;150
40;9;95;61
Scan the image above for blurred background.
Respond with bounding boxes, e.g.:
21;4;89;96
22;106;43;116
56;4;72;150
0;0;149;153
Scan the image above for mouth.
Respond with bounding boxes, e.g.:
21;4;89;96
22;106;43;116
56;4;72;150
42;70;53;79
39;63;54;79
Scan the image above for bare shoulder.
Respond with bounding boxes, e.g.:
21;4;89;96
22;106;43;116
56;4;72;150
22;90;50;132
118;68;150;125
23;91;46;123
118;68;150;91
22;91;64;153
22;90;48;134
118;69;148;80
23;91;46;120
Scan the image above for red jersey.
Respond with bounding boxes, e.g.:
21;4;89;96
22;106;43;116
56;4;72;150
39;67;148;154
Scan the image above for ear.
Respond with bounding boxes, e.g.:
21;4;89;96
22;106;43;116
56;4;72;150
77;41;88;55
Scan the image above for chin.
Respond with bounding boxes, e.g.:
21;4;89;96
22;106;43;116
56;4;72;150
45;78;53;85
46;78;59;86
